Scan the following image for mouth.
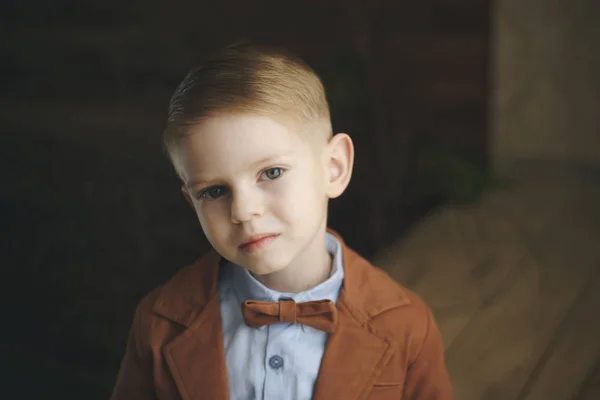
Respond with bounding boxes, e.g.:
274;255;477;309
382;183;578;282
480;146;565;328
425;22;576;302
239;233;280;253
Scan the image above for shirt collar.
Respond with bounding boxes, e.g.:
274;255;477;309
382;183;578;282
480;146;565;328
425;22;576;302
230;232;345;304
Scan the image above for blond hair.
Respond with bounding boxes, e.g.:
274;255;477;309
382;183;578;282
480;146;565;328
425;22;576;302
163;42;332;158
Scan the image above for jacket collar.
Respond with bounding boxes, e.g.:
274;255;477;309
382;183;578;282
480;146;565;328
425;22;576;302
152;228;411;400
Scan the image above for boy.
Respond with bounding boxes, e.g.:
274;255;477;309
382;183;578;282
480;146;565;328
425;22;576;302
111;42;453;400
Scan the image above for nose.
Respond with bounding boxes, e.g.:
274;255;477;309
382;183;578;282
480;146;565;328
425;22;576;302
230;186;264;223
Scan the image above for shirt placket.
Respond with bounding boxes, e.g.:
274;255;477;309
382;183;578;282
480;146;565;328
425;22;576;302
263;322;291;399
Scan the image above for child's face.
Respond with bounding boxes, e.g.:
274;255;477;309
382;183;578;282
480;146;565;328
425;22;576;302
175;113;353;276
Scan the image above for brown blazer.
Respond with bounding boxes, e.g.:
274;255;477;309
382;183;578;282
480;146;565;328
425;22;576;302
110;231;454;400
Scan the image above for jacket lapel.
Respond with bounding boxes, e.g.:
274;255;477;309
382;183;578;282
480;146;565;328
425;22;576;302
153;250;230;400
313;229;410;399
312;301;394;400
162;293;229;400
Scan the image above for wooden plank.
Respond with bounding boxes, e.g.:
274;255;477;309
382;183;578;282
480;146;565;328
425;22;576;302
376;181;561;352
443;182;600;400
519;269;600;399
375;170;600;399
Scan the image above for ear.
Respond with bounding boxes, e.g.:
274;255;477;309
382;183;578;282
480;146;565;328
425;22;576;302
324;133;354;199
181;185;194;207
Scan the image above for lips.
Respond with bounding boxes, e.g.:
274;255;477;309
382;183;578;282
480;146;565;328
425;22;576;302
239;233;279;252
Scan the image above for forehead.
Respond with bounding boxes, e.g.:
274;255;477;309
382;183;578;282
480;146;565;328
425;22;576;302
175;114;313;181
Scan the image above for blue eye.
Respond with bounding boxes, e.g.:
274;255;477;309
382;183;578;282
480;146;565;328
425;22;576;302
262;167;284;180
198;186;227;200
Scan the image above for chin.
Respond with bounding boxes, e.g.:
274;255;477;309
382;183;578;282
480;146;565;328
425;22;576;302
245;259;288;276
246;266;284;277
241;253;292;276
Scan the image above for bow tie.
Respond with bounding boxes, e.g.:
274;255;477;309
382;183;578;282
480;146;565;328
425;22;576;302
242;298;338;333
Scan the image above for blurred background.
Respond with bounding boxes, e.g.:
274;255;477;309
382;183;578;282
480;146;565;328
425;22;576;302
1;0;599;399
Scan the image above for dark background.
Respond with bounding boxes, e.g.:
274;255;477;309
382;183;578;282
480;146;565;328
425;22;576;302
1;1;491;398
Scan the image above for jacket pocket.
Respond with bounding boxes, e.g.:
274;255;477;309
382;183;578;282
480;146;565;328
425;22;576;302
367;382;403;400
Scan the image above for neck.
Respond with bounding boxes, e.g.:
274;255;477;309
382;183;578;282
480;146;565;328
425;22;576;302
253;228;332;294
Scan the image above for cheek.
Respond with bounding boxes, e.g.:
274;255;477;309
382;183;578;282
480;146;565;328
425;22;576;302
271;172;324;217
195;202;229;235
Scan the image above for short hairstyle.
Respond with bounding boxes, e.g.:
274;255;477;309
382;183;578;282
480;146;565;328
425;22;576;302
163;41;332;158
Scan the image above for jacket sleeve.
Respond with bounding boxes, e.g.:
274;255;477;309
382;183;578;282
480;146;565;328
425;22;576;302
403;306;454;399
110;303;157;400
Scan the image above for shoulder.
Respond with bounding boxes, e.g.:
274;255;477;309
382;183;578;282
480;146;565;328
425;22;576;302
352;255;431;327
134;249;222;327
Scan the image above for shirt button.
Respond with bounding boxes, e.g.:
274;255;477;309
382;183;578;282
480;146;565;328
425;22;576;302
269;355;284;369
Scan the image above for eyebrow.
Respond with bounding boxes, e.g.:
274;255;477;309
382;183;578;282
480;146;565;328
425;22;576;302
249;155;288;169
186;154;289;187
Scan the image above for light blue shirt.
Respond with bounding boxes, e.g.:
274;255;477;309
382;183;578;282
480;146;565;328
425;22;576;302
218;232;345;400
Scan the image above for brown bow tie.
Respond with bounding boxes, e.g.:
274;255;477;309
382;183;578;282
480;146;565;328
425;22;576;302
242;298;338;333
